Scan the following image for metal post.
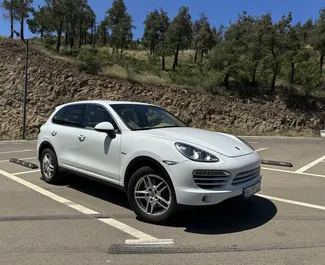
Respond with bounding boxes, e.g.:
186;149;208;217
22;39;29;140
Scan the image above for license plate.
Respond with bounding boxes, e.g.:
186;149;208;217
244;182;261;198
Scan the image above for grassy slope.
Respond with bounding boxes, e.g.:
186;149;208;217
1;37;324;139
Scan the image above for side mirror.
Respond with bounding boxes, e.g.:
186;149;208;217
94;122;116;138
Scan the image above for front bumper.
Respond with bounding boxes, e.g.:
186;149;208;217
163;152;262;206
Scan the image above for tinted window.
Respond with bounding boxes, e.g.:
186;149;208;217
84;104;118;131
52;107;66;125
62;104;86;127
111;104;187;130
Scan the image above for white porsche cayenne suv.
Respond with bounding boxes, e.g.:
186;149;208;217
37;100;262;223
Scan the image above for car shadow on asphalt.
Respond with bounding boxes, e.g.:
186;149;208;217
167;196;277;235
63;173;277;235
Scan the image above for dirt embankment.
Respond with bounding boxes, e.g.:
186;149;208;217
0;38;324;139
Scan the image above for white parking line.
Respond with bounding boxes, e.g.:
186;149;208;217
295;155;325;174
0;157;37;163
262;167;325;179
14;170;41;175
0;168;174;245
258;194;325;211
255;148;270;152
0;149;35;154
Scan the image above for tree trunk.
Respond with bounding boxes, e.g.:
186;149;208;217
200;50;204;63
65;33;68;45
79;25;82;48
10;6;14;38
56;19;64;53
56;30;62;53
224;71;230;90
320;51;325;73
173;47;180;71
252;61;258;87
20;18;25;41
90;26;94;45
271;63;278;92
70;36;75;48
162;56;165;71
290;62;295;84
120;38;125;55
70;19;77;48
40;27;44;38
194;49;198;63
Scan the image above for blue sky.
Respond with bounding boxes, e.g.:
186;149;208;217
0;0;324;39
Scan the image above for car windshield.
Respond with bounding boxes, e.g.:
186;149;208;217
110;104;187;131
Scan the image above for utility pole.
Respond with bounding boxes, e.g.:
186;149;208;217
22;39;29;140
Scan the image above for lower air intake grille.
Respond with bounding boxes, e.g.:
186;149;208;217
232;167;260;186
193;170;231;189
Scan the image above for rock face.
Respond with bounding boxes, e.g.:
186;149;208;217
0;38;324;139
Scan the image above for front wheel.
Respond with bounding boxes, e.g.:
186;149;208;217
127;166;177;223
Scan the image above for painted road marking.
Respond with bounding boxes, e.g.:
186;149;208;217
255;148;270;152
0;149;35;155
0;157;37;163
99;219;173;245
258;194;325;211
295;155;325;174
0;168;174;245
262;167;325;179
14;170;41;175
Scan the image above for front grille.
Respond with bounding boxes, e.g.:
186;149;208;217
193;170;231;189
232;167;260;186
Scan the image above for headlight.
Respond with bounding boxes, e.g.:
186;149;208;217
175;143;219;162
236;137;254;151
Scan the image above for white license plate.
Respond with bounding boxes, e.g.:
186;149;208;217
244;182;261;198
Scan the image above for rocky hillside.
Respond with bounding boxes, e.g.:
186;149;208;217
0;38;324;139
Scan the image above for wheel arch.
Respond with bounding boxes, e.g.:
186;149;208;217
123;156;173;191
38;141;56;161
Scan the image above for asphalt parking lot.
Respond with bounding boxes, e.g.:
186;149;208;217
0;137;325;265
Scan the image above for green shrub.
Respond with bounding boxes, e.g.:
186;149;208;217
42;34;56;51
168;63;202;87
77;47;102;74
201;70;224;94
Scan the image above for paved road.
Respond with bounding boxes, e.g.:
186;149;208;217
0;137;325;264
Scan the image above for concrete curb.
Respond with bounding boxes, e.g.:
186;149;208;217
0;140;37;143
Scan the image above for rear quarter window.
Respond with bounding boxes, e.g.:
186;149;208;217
52;107;66;125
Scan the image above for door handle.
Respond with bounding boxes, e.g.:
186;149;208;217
78;135;86;142
51;131;57;136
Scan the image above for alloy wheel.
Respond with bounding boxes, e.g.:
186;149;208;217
134;174;172;216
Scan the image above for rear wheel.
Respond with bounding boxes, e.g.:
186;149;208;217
40;148;61;184
127;166;177;223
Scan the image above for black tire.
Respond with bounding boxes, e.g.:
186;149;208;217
40;148;61;184
127;166;177;223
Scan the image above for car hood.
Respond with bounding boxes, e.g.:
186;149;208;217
137;127;254;158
